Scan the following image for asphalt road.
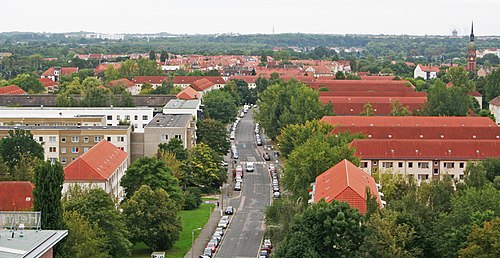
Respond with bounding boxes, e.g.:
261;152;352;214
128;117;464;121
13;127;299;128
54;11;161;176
215;109;271;258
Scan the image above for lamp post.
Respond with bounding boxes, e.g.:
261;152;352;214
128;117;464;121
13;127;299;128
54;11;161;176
191;227;202;258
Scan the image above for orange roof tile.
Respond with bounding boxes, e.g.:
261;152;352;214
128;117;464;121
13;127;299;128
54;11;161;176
64;141;128;181
176;86;201;100
190;78;215;91
0;181;34;211
38;78;58;87
109;78;135;88
314;159;382;214
0;85;27;95
321;116;497;127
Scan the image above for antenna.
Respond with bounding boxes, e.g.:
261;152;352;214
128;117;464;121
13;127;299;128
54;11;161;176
273;25;275;35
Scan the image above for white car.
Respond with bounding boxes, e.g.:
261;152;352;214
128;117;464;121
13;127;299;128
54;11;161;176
246;162;254;172
235;176;242;183
218;219;228;228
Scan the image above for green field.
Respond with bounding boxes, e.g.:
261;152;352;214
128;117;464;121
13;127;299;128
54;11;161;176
128;203;214;258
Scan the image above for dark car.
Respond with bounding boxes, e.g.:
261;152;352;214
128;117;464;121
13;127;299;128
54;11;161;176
263;153;271;161
225;206;234;215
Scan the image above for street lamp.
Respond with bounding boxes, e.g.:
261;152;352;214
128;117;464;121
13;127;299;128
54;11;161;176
191;227;202;258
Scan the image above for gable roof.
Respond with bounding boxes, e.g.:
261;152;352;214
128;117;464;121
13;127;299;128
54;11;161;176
41;67;78;76
489;96;500;106
314;159;381;213
350;139;500;160
38;78;58;87
64;140;128;181
0;181;34;211
321;116;498;127
176;86;201;100
0;85;27;95
109;78;134;88
190;78;215;91
417;64;440;73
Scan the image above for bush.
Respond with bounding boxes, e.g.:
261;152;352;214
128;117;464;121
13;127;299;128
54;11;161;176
183;187;202;210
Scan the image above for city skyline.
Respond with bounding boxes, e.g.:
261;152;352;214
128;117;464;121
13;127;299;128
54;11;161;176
2;0;499;36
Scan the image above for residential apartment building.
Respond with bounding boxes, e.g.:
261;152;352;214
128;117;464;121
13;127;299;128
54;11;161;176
140;114;196;158
163;99;202;120
0;115;106;127
0;107;154;133
0;125;131;165
63;140;129;202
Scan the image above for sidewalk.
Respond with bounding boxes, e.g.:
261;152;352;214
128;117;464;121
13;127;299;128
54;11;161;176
184;199;222;258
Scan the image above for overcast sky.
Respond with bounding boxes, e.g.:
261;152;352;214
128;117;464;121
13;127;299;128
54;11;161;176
2;0;499;35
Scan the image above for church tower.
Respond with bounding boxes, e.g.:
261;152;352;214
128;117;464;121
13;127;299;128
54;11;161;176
467;22;476;72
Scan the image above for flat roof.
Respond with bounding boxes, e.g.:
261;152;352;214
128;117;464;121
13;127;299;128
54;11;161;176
0;230;68;258
146;114;191;128
0;125;130;131
163;99;200;109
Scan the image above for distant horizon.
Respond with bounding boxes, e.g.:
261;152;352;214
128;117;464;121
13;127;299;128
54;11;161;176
2;1;500;37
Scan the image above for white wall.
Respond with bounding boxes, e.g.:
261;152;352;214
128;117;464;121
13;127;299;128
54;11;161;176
490;104;500;125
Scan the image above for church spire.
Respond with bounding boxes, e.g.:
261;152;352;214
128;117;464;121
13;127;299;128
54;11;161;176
470;21;474;42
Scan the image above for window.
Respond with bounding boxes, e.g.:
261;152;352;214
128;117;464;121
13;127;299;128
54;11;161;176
134;115;138;120
408;162;413;168
160;135;169;141
71;136;79;142
433;168;439;175
117;136;124;142
83;147;89;153
61;157;66;163
49;147;57;153
459;162;465;168
61;137;66;143
119;147;124;151
398;162;403;168
94;136;102;142
360;162;368;168
444;162;455;169
117;115;121;120
134;124;138;128
372;161;378;166
38;136;44;142
174;135;182;139
125;115;130;120
107;115;112;120
107;136;111;141
49;136;56;142
418;162;429;169
49;157;57;163
84;136;89;143
382;162;393;168
142;115;148;120
61;147;66;154
434;161;439;166
71;147;79;153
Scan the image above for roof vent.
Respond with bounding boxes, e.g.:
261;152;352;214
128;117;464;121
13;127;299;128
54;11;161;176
388;135;392;138
415;149;419;153
420;135;423;138
441;135;445;138
368;134;372;138
472;135;476;138
448;149;452;153
476;150;480;154
369;123;373;126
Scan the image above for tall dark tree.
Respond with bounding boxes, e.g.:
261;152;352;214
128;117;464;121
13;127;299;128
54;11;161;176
33;160;64;230
149;50;156;61
159;50;168;62
0;129;44;169
425;79;469;116
203;89;238;123
197;118;230;156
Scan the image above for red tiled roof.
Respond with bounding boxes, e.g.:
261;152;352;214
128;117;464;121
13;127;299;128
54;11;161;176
320;96;426;115
469;91;482;97
109;78;135;88
190;78;215;91
38;78;58;87
319;91;427;97
94;63;121;74
176;86;201;100
417;64;440;73
41;67;78;76
0;85;27;95
314;159;382;214
360;76;396;80
174;76;225;85
132;76;169;84
0;181;34;211
490;96;500;106
350;139;500;161
332;126;500;140
229;76;257;83
64;141;128;181
321;116;498;127
310;80;415;91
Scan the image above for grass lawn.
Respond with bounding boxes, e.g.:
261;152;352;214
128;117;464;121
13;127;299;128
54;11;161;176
128;203;214;258
201;197;219;201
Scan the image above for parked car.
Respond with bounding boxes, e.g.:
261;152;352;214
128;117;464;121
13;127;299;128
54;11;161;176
264;239;272;249
212;232;222;241
263;153;271;161
235;176;242;183
233;151;239;159
203;248;213;257
246;162;254;172
215;227;224;236
259;250;269;257
209;237;219;247
273;191;281;198
206;242;217;253
239;112;245;118
218;219;228;228
230;132;235;140
273;186;280;192
224;206;234;215
234;181;242;191
256;138;262;146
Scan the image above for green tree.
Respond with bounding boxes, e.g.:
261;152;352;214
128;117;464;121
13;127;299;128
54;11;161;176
104;64;119;83
59;211;109;258
203;89;238;123
447;67;475;92
10;73;44;93
197;118;230;156
81;76;101;90
459;217;500;258
483;69;500;102
33;160;64;230
56;92;79;107
360;102;375;116
276;119;334;159
160;50;168;62
255;76;269;94
335;71;346;79
121;157;183;204
185;143;225;189
482;158;500;183
390;100;411;116
136;58;162;76
80;87;110;107
157;138;188;161
118;59;138;79
255;80;331;139
425;79;469;116
464;162;488;189
122;185;182;251
63;188;132;257
0;129;44;169
274;201;365;258
360;210;422;258
149;50;156;61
